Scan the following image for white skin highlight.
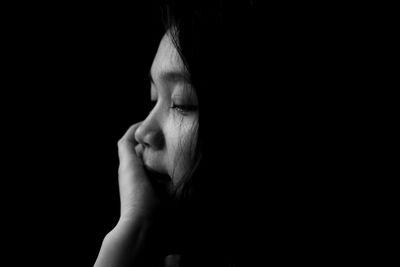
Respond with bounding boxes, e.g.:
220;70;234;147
134;30;198;188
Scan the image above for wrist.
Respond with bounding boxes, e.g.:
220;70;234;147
109;216;153;240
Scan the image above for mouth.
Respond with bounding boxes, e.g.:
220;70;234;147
135;145;145;161
136;145;171;184
143;163;173;200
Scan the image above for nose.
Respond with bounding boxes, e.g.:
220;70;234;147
134;110;165;150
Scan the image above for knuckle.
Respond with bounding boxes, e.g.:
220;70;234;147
118;138;126;147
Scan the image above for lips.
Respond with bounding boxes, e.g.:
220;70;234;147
135;144;144;162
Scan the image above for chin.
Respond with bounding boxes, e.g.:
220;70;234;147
142;157;165;175
142;157;171;183
143;163;177;198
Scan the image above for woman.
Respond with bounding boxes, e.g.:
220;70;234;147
95;1;258;266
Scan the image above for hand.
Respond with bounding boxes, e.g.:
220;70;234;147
117;122;160;224
94;122;162;267
116;123;182;254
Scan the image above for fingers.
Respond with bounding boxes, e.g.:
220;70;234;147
118;122;143;171
116;122;159;221
119;122;142;151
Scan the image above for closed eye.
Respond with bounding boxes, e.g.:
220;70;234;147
171;104;198;114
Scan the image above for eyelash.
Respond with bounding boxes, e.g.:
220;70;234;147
149;100;197;114
171;104;198;114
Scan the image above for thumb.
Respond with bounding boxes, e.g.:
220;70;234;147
117;122;143;174
118;122;141;161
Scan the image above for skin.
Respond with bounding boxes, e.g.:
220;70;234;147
94;30;198;267
135;30;199;189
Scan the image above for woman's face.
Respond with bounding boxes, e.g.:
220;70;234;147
134;31;198;188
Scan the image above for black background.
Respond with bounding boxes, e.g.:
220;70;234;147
2;2;389;266
3;3;163;266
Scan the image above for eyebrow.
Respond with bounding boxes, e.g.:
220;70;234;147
149;70;190;86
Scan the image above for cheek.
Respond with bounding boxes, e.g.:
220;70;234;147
166;117;198;180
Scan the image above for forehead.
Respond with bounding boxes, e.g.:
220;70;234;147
150;31;185;78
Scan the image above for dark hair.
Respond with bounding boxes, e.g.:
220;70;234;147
153;0;258;266
150;1;369;265
159;0;258;196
